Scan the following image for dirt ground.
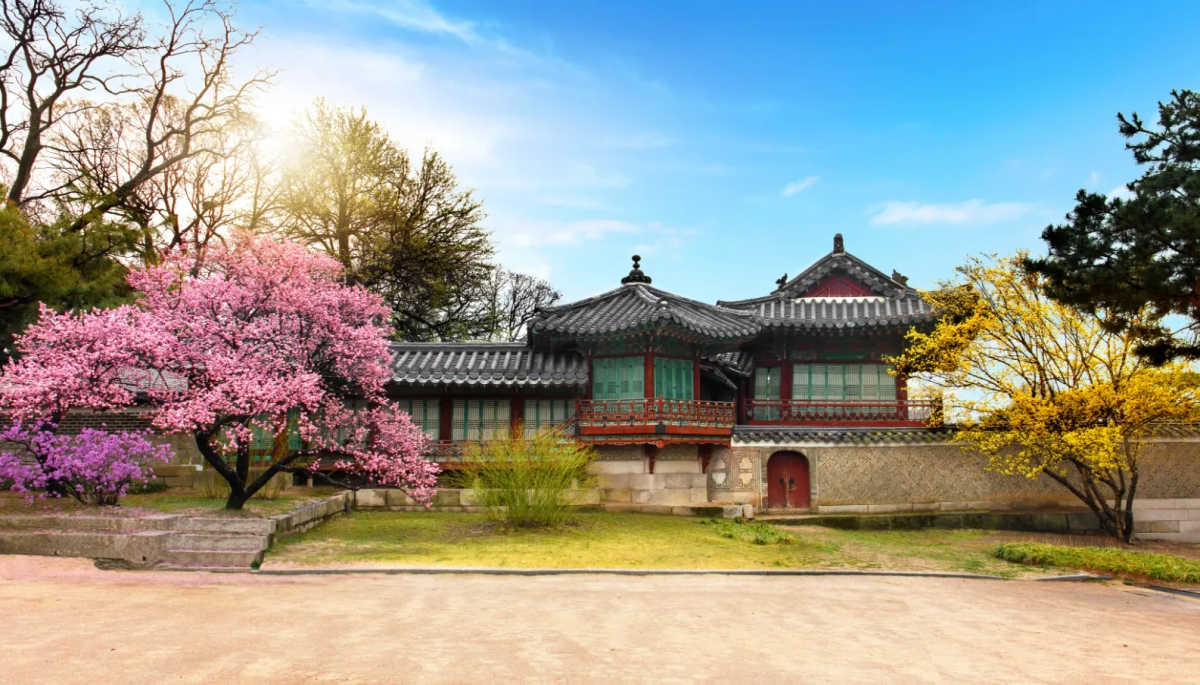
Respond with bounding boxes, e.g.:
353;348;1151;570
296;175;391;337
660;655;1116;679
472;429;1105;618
1;555;1198;684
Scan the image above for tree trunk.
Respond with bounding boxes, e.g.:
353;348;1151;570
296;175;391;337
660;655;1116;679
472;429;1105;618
193;430;249;510
224;489;251;510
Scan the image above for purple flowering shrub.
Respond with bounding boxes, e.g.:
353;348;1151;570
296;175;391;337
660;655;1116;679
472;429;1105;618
0;423;174;506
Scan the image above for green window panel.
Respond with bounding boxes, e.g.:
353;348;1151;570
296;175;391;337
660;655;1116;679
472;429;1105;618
229;409;303;465
591;356;644;400
452;399;511;442
523;398;575;437
753;366;782;420
653;357;694;400
792;363;897;401
394;398;441;440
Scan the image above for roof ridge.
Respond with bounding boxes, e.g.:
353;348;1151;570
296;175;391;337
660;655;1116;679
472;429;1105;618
389;341;530;349
635;283;761;317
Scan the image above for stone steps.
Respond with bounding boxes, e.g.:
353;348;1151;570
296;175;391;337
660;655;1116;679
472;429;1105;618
156;548;264;568
174;517;275;535
165;533;269;552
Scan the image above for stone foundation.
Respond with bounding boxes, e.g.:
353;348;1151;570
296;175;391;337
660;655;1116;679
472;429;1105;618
1132;498;1200;543
590;444;709;506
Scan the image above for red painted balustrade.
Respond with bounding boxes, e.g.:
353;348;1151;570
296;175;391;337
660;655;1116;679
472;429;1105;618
745;398;941;427
574;398;736;438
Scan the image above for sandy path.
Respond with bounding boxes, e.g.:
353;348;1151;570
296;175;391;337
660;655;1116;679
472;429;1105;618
1;555;1197;683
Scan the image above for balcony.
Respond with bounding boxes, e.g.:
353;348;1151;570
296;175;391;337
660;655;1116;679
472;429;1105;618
746;398;941;427
574;398;736;444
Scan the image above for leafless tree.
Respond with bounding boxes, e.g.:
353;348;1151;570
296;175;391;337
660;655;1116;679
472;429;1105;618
479;270;561;342
0;0;272;244
53;96;279;261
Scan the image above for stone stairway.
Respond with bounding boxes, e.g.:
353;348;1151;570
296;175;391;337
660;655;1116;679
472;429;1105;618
156;518;273;571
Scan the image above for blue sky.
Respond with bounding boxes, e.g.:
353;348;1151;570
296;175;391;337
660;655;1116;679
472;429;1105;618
190;1;1200;302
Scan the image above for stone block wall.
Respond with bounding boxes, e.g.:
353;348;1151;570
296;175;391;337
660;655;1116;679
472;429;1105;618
731;438;1200;514
1132;498;1200;543
705;445;759;504
589;444;708;506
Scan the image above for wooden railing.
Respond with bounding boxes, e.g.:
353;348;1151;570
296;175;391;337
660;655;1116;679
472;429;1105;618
574;398;736;437
745;399;941;426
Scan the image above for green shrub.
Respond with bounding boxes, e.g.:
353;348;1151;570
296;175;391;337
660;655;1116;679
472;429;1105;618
127;479;169;495
702;518;794;545
994;542;1200;584
456;427;595;528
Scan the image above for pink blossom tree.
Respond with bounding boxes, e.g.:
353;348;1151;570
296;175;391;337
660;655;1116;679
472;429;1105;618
1;233;439;509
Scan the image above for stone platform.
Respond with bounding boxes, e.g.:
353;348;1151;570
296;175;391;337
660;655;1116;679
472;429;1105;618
0;492;351;570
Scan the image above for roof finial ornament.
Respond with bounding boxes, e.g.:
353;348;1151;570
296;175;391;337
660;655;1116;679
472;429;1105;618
891;269;909;286
621;254;652;285
833;233;844;254
775;273;788;289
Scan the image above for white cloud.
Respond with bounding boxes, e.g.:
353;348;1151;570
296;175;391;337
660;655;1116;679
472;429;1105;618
1109;184;1136;201
502;219;642;248
781;176;819;197
869;199;1034;226
313;0;481;45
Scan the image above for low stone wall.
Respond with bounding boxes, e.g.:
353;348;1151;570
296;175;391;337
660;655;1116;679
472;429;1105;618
269;492;352;538
353;488;600;512
1133;498;1200;543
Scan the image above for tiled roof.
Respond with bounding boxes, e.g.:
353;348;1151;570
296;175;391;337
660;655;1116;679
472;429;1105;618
716;245;935;330
718;295;935;331
704;350;754;377
530;283;760;343
734;423;1200;446
723;248;913;305
733;426;955;445
390;343;588;388
780;250;911;298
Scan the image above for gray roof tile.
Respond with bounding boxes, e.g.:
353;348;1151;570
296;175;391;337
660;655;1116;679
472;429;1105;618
390;343;588;388
718;249;936;330
734;423;1200;445
530;283;760;343
733;426;955;445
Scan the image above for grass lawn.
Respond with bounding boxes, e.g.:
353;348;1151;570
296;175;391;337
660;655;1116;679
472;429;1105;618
265;511;1041;577
0;489;337;517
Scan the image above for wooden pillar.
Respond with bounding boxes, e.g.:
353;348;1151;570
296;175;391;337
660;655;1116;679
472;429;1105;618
510;394;524;437
693;352;702;400
644;350;655;399
780;362;793;422
438;393;453;442
585;348;594;399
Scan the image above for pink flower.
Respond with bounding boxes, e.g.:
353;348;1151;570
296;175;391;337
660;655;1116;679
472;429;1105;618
1;232;438;506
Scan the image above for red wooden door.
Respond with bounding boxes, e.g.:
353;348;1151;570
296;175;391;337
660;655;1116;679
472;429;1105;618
766;452;810;509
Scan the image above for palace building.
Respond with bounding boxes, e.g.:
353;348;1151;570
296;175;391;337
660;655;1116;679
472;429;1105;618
385;233;971;512
383;233;1200;516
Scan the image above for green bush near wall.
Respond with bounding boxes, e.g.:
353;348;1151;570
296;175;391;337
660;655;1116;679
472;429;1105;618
994;542;1200;584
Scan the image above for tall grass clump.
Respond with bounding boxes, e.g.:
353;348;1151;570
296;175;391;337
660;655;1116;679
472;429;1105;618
459;426;595;528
